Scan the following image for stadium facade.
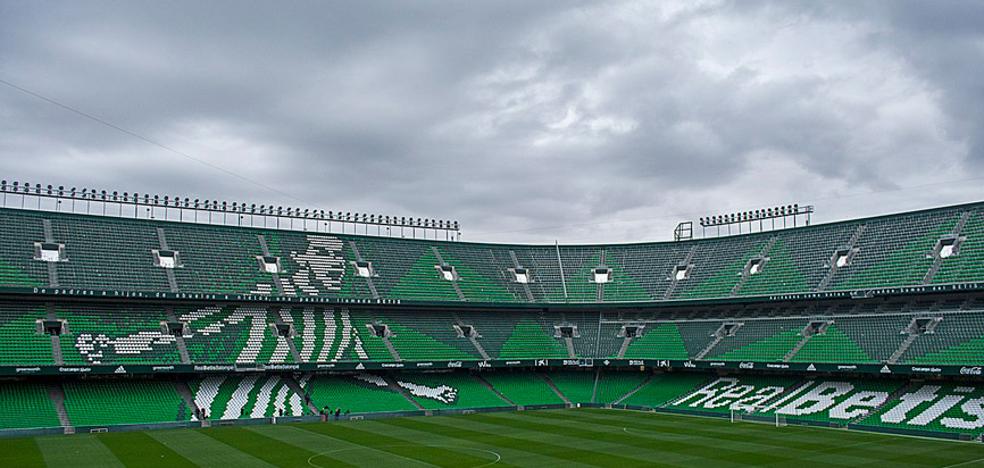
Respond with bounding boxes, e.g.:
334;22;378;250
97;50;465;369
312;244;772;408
1;198;984;441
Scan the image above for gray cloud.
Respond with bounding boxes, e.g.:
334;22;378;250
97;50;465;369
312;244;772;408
0;0;981;244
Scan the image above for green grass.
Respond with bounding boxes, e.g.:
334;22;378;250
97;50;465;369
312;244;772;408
3;409;984;467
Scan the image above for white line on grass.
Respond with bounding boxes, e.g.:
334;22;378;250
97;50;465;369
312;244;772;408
941;457;984;468
602;408;982;446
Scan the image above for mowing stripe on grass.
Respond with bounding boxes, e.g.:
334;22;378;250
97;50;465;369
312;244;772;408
470;412;795;466
35;434;124;468
517;410;895;467
520;410;909;466
249;424;435;468
571;409;984;465
149;429;276;468
563;409;984;467
0;437;45;468
96;431;196;468
522;410;860;457
296;420;499;467
380;414;656;467
199;426;354;467
351;418;566;468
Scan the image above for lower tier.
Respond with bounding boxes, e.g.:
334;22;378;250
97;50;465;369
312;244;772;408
3;369;984;441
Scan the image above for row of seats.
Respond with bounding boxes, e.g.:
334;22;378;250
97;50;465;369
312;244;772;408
5;371;984;439
191;374;306;420
2;205;982;303
9;300;984;365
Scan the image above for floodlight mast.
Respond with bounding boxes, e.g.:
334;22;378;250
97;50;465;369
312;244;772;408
0;180;462;241
695;204;814;238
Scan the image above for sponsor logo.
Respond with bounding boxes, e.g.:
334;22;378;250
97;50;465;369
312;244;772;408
355;363;365;370
381;363;405;368
317;364;336;369
563;360;579;366
535;359;548;366
265;364;300;370
880;365;892;374
151;366;175;372
58;367;92;373
193;365;235;372
709;362;725;367
415;362;433;368
603;360;611;366
446;361;462;368
766;363;789;369
114;366;127;374
629;360;644;366
960;367;983;376
477;361;492;368
15;367;41;374
683;361;696;368
910;366;942;373
657;360;670;367
806;364;816;371
739;362;754;369
836;365;857;370
504;361;521;366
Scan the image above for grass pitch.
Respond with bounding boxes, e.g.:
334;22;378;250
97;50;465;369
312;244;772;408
2;409;983;467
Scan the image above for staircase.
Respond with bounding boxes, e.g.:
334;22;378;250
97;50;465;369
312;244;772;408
431;247;466;301
47;383;72;431
731;237;778;296
41;219;60;288
761;379;814;413
849;381;913;425
783;334;812;362
564;337;576;358
469;336;491;360
50;335;64;365
590;369;601;403
283;377;319;415
888;334;920;364
613;374;653;405
285;337;303;363
695;336;724;360
385;375;426;411
349;241;380;300
664;246;698;299
156;227;180;293
174;381;198;417
257;235;286;295
541;373;572;405
475;374;515;406
596;250;607;302
923;211;972;285
508;250;535;302
383;338;402;362
616;336;633;359
166;308;192;364
818;224;867;292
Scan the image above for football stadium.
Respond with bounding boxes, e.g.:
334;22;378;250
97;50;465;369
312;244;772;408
0;183;984;467
4;2;984;467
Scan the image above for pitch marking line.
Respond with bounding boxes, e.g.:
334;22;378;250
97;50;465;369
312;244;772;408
942;457;984;468
307;444;501;468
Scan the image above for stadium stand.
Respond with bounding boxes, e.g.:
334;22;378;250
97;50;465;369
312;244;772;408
0;382;62;429
301;374;418;414
62;380;187;426
480;372;565;406
1;202;981;304
3;200;984;442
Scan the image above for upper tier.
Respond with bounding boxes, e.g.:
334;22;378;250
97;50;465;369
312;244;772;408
1;201;983;305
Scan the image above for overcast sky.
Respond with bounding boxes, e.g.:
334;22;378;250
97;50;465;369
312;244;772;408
0;1;982;244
